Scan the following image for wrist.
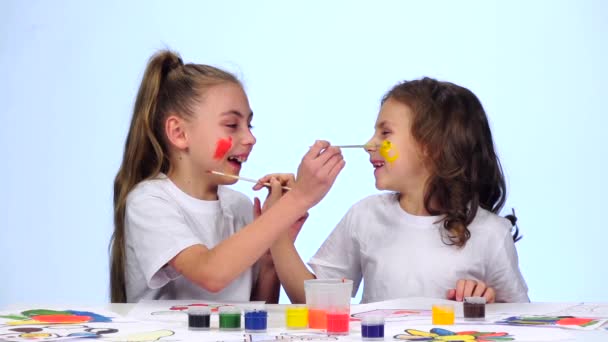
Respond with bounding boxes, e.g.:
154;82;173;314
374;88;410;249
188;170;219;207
279;189;311;217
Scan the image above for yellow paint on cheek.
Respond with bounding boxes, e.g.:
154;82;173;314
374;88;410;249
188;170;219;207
379;140;398;162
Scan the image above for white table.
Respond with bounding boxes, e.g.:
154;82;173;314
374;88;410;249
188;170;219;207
106;303;608;341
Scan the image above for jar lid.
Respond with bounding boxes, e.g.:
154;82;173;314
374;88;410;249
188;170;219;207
361;315;385;325
219;306;241;314
464;296;487;304
187;306;210;315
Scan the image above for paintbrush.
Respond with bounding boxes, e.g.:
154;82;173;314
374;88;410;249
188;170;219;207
207;170;292;191
335;144;376;148
310;144;379;149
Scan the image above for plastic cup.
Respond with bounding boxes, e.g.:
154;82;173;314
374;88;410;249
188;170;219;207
304;278;353;334
432;304;455;325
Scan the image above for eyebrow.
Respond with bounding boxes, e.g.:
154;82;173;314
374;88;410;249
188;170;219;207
376;120;390;129
221;110;254;120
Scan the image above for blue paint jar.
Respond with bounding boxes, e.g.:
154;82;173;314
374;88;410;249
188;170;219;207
244;307;268;333
361;315;384;341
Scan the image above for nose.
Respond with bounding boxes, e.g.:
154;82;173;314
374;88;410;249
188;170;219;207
365;137;378;153
242;129;256;146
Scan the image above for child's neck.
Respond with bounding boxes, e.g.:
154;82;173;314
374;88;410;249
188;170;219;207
167;166;219;201
398;191;430;216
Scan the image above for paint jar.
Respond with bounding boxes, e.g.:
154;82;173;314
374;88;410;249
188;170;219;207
244;304;268;333
326;310;350;335
432;304;455;325
285;305;308;329
187;307;210;330
304;278;353;331
219;306;242;331
463;297;486;321
361;315;385;341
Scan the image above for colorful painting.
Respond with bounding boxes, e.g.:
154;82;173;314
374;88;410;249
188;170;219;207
495;315;606;330
149;303;237;318
394;328;514;341
0;309;115;325
351;309;431;321
128;300;264;322
0;324;175;342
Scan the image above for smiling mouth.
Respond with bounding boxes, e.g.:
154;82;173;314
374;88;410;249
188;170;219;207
372;161;385;168
227;155;247;166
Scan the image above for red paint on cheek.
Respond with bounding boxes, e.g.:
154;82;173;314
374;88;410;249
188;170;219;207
213;137;232;159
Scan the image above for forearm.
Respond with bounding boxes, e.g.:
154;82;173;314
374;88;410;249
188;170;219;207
173;192;309;292
270;235;315;304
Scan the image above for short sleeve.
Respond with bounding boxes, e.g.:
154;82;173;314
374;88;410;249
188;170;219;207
308;208;362;297
125;195;201;289
485;225;530;303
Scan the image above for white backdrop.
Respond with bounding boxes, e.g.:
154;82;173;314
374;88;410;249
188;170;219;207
1;0;606;305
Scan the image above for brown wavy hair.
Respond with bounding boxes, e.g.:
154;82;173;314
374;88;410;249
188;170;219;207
109;50;240;302
383;77;519;247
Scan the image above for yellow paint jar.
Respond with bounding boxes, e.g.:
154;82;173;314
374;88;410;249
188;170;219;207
432;304;455;325
285;305;308;329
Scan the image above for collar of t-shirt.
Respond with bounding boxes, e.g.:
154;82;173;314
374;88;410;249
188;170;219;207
157;173;222;215
386;193;444;229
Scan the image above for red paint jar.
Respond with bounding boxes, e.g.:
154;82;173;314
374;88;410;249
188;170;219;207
326;312;349;335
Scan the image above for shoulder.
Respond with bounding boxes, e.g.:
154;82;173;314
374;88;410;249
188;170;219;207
126;176;173;207
337;192;398;233
468;207;513;240
349;192;397;213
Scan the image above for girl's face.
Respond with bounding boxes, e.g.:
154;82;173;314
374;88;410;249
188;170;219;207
366;98;430;193
180;82;256;183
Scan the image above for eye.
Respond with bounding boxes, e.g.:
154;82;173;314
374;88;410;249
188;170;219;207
381;130;391;136
226;124;238;129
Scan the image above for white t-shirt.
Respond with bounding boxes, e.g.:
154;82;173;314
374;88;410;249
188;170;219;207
308;193;529;304
124;174;256;302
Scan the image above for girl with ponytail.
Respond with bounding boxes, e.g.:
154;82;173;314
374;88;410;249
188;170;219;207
110;50;344;302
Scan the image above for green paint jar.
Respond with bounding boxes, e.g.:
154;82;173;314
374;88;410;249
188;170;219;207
219;306;242;330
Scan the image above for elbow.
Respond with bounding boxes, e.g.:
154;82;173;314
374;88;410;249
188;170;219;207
194;271;233;294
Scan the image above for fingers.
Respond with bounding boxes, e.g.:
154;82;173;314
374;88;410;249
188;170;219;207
253;173;296;191
314;146;343;167
446;288;456;300
454;279;493;302
484;287;496;303
303;140;331;162
253;197;261;218
463;279;478;299
472;281;487;297
455;279;466;302
328;157;346;180
266;177;283;204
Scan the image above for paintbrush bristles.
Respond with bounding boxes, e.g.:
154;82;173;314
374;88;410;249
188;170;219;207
208;170;292;191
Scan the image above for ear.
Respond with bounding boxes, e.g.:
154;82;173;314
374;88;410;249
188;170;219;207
165;114;189;150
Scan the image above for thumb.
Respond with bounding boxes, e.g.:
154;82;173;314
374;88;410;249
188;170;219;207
253;197;262;218
267;177;282;203
446;289;456;300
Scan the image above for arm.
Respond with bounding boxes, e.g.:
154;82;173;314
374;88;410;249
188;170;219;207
484;227;529;303
251;177;309;303
269;235;315;303
271;203;362;304
171;142;345;293
250;262;281;303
